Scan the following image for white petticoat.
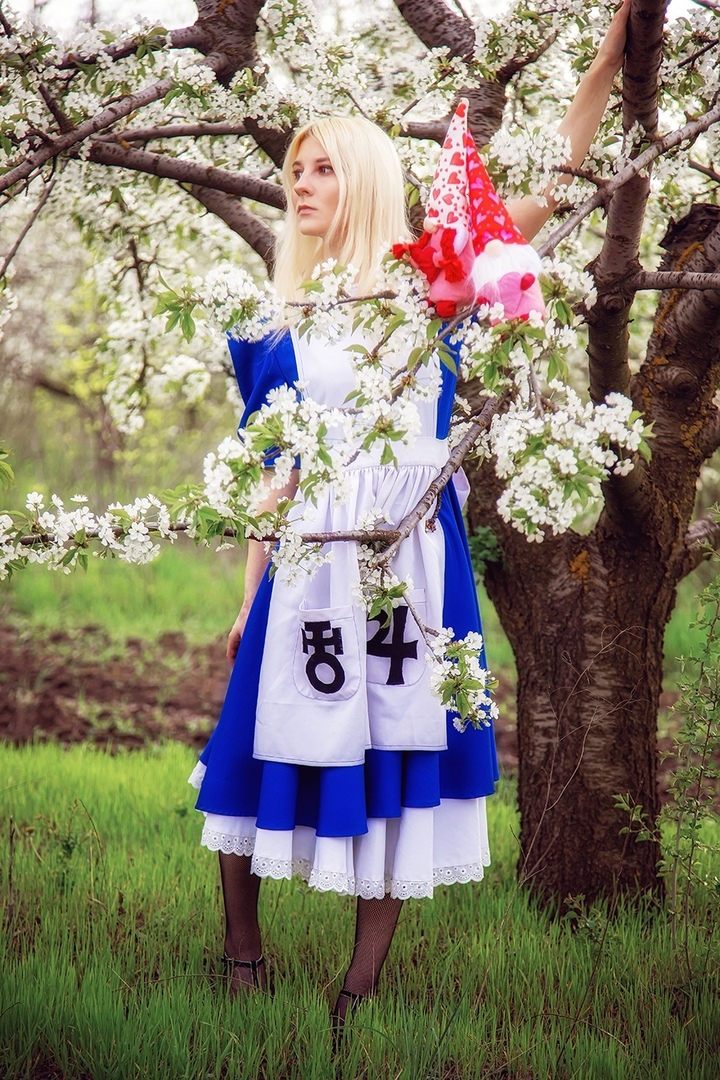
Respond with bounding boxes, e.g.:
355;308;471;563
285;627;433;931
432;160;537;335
189;761;490;900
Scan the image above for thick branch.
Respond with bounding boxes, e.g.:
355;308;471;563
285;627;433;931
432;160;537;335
393;0;505;143
402;119;449;143
538;99;720;258
394;0;474;58
623;0;666;137
0;77;180;194
100;122;249;143
681;513;720;576
584;3;667;410
89;141;286;208
617;209;720;554
189;186;276;269
629;270;720;292
57;27;199;70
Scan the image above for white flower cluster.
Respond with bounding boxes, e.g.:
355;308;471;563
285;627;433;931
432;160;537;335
426;627;498;731
203;266;280;340
0;491;176;579
352;544;408;612
203;435;259;518
488;123;572;201
490;387;646;540
269;520;334;584
147;354;211;405
542;258;597;310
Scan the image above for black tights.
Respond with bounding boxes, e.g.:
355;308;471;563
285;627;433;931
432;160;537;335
218;853;402;1005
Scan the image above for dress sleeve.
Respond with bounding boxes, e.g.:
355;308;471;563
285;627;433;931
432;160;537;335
227;330;300;466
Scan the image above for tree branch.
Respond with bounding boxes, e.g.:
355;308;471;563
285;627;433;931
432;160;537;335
628;270;720;291
88;140;285;208
393;0;506;144
584;0;667;409
689;157;720;184
99;122;249;143
538;99;720;258
681;512;720;576
0;76;182;194
497;31;560;83
188;186;276;270
394;0;474;58
0;177;57;279
56;26;200;70
622;209;720;549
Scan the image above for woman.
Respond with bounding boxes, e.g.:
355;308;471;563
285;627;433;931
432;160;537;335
190;0;630;1028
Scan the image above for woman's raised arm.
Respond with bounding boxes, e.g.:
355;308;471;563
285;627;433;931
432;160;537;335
507;0;631;242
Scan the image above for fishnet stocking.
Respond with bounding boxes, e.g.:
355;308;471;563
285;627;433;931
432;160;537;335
331;895;403;1030
218;852;267;992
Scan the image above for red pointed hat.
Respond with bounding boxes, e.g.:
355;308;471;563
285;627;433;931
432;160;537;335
394;99;545;322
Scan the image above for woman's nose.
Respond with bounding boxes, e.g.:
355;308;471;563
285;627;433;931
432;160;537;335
294;173;311;195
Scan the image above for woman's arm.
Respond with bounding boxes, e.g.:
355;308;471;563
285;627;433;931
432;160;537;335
507;0;631;242
226;468;300;663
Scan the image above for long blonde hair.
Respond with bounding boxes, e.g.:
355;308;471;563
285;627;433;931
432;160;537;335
273;115;408;301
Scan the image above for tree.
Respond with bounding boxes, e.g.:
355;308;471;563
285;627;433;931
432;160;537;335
2;0;720;902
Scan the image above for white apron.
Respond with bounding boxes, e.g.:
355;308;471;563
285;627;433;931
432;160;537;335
253;331;448;767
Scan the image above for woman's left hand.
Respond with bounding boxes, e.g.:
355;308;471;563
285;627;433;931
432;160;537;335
594;0;632;75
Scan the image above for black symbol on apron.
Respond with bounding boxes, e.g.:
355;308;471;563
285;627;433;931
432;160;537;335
301;620;346;694
367;605;418;685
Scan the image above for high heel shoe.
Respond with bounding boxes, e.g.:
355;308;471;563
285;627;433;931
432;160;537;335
221;952;268;995
330;988;364;1050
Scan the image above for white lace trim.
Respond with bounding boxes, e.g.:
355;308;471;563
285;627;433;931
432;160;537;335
201;828;255;857
188;761;206;790
199;825;488;898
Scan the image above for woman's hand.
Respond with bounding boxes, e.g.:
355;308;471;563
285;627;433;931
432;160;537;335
593;0;631;76
227;603;251;664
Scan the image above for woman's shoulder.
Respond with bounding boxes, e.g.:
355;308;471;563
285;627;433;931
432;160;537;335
227;328;298;403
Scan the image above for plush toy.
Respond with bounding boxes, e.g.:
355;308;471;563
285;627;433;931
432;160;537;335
393;99;545;324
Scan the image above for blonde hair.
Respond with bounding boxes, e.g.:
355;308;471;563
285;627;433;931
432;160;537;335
273;115;408;301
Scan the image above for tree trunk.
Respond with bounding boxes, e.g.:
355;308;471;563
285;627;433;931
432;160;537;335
475;521;667;904
466;204;720;904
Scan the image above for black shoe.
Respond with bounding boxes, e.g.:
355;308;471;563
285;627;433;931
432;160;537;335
331;988;364;1051
221;953;268;995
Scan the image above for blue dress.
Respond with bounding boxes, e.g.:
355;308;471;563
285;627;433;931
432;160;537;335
190;327;499;899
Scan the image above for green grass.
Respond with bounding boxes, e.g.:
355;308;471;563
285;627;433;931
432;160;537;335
2;742;719;1079
2;539;246;644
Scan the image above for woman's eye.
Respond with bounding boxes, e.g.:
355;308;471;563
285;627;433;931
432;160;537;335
319;166;334;174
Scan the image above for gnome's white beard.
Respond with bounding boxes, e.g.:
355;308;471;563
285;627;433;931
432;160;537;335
471;239;545;322
471;238;542;292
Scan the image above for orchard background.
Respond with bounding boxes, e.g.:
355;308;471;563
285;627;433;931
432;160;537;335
2;1;720;1075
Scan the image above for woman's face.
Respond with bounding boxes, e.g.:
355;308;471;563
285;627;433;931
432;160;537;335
290;135;340;247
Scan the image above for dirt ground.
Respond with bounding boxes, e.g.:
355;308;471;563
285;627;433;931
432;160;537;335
0;622;685;797
0;622;520;763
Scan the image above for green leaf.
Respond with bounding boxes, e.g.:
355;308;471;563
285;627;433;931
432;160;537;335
181;309;196;342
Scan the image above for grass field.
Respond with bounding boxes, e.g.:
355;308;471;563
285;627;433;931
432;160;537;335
2;742;719;1079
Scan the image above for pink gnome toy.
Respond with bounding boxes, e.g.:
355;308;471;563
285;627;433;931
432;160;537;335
393;99;545;324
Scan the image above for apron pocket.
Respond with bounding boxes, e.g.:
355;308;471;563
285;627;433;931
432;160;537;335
366;589;427;688
292;604;362;701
